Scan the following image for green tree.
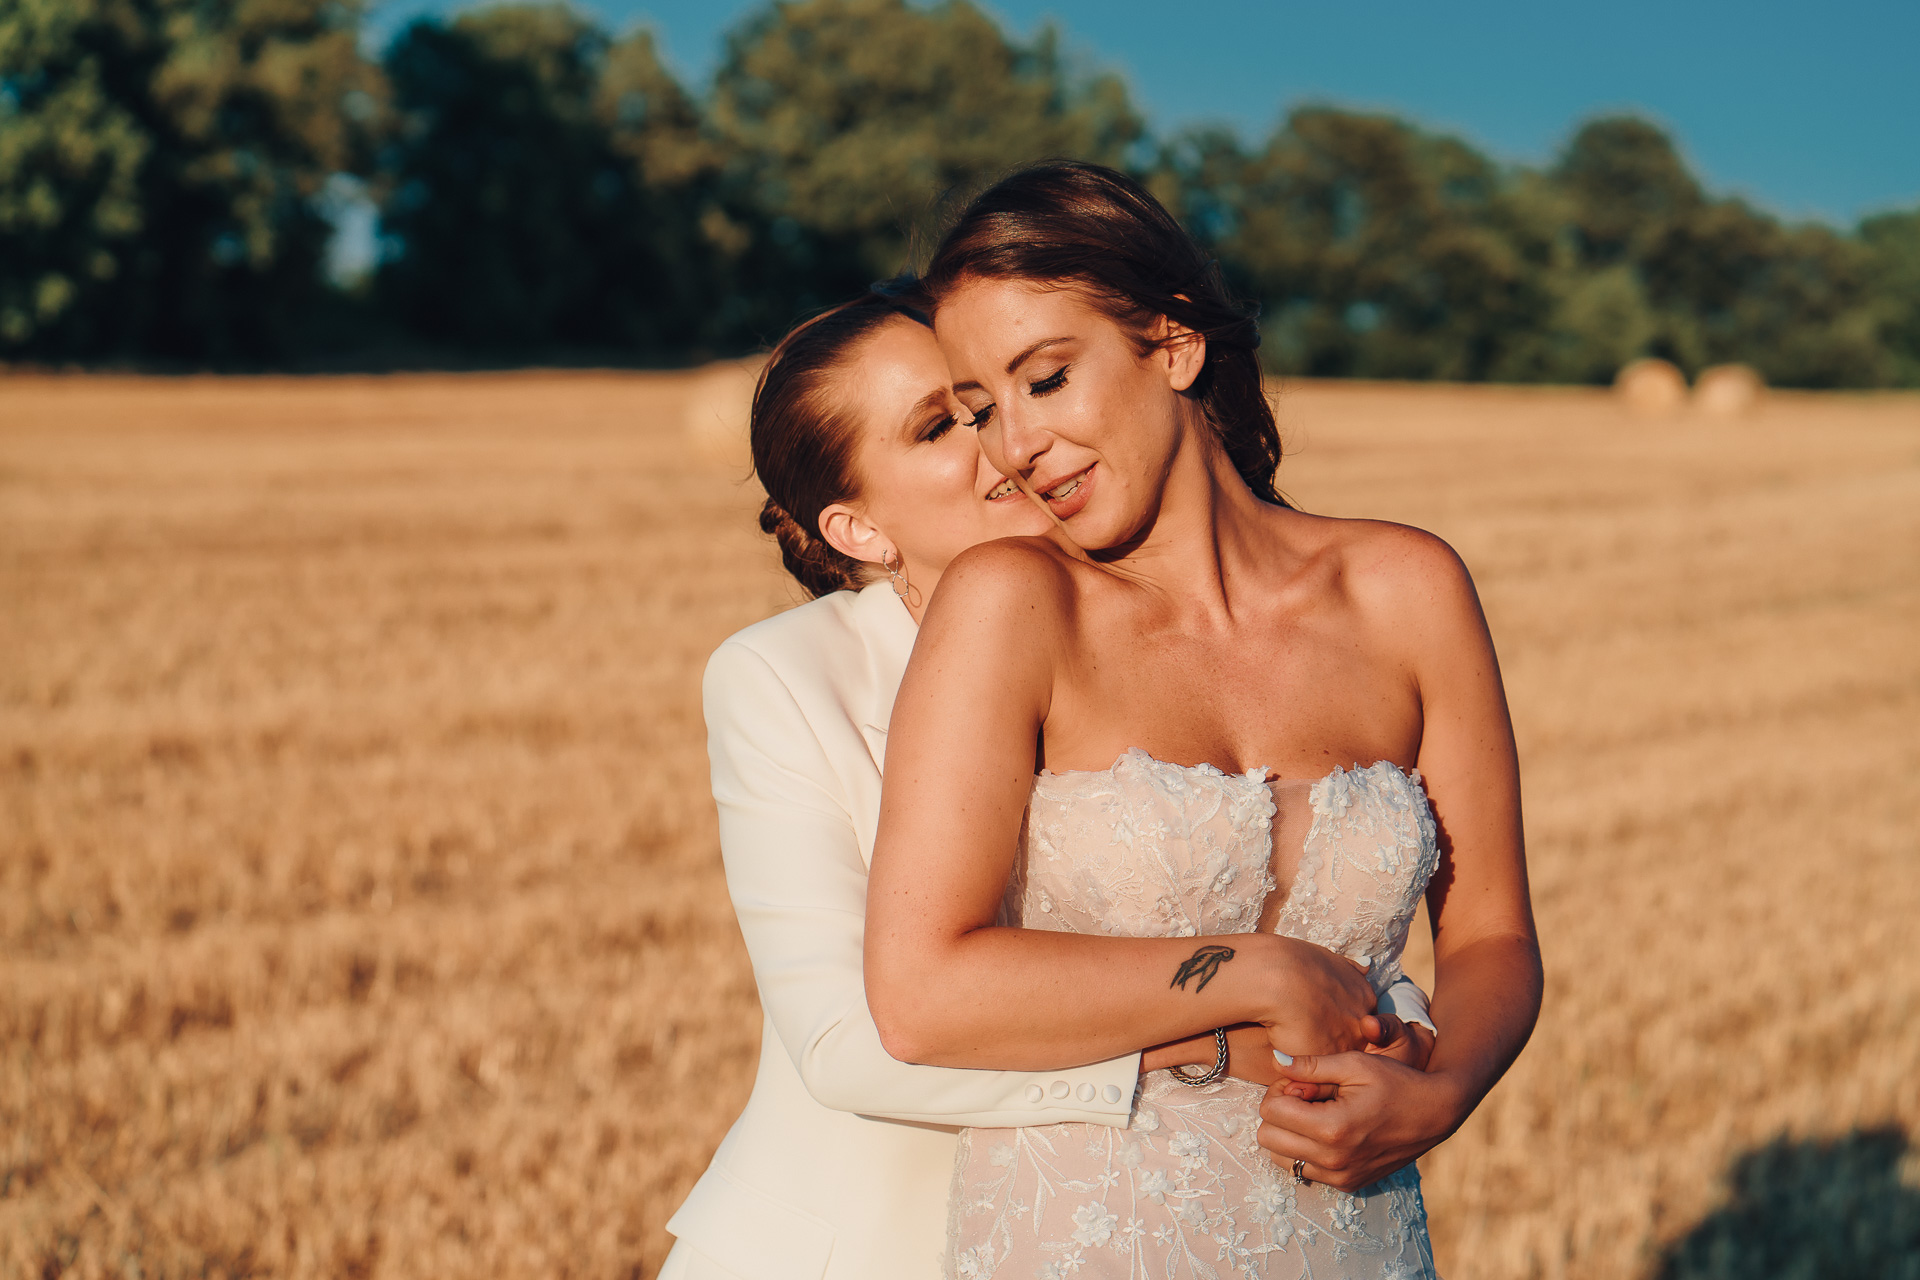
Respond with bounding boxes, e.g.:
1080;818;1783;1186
1178;109;1903;389
375;6;710;354
7;0;1906;382
707;0;1143;337
1552;116;1703;270
0;0;375;361
1550;117;1888;386
1645;204;1885;386
1859;209;1920;385
1167;108;1554;381
598;27;713;192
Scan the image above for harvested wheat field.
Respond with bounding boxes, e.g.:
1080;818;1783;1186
2;371;1917;1280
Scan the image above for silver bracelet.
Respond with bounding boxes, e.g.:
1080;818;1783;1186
1168;1027;1229;1087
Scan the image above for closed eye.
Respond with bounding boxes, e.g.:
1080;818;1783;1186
923;412;957;443
1028;366;1068;396
966;403;996;430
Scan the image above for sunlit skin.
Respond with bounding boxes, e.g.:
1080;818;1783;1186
946;301;1191;551
811;313;1338;1085
813;316;1048;621
865;278;1543;1191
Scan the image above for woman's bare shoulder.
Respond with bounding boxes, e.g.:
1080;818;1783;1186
1290;513;1485;639
900;537;1080;714
927;535;1082;622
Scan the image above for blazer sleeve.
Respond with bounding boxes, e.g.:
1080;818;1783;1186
703;639;1141;1128
1381;977;1436;1035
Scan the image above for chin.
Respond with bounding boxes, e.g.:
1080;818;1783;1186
1069;508;1142;553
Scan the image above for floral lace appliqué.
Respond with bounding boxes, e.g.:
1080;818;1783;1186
949;751;1441;1280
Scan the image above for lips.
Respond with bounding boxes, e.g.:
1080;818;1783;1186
985;477;1019;501
1036;465;1095;520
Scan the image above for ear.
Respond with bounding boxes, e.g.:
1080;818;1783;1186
817;502;891;568
1154;310;1207;394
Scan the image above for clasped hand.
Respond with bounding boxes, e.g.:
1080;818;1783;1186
1255;939;1449;1192
1256;1044;1459;1192
1257;935;1392;1072
1152;938;1452;1193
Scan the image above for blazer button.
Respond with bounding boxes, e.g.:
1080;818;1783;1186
1102;1084;1123;1104
1025;1083;1044;1103
1049;1080;1071;1099
1076;1083;1096;1102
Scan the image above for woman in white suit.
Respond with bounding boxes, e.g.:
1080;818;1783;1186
662;289;1436;1280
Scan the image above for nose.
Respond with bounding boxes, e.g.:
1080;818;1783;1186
988;398;1051;477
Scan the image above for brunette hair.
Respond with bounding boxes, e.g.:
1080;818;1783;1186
923;161;1285;505
751;281;931;598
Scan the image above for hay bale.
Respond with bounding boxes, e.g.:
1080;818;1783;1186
1694;363;1766;417
1614;358;1688;416
684;357;766;468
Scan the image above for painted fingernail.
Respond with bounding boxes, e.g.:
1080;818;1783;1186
1272;1050;1294;1067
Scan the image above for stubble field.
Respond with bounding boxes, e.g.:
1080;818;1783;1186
2;371;1917;1280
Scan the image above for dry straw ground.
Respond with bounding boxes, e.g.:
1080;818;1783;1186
3;372;1916;1280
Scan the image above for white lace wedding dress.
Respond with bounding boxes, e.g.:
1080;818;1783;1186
947;749;1442;1280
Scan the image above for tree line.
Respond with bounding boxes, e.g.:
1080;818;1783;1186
5;0;1917;385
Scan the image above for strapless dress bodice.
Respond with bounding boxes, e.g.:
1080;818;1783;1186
949;749;1441;1280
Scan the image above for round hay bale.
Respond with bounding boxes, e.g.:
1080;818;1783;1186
1694;363;1765;417
1614;358;1688;416
684;357;765;468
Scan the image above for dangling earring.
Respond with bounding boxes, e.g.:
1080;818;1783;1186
882;549;922;610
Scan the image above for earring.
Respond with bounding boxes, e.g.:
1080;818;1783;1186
881;549;922;610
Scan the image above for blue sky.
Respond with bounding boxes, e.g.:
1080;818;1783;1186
363;0;1920;225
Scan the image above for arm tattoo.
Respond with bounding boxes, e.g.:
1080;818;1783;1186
1169;944;1236;994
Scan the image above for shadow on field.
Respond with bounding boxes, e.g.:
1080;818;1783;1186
1657;1126;1920;1279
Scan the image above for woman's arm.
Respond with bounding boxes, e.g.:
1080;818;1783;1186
865;542;1382;1070
704;637;1138;1127
1256;531;1543;1189
1410;537;1541;1101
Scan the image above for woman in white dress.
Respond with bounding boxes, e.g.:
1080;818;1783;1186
864;164;1543;1278
664;288;1441;1280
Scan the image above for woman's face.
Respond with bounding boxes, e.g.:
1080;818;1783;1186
935;277;1202;553
829;316;1054;582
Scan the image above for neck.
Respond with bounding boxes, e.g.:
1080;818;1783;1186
1097;433;1278;619
903;574;932;625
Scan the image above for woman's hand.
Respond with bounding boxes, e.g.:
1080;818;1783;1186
1364;1013;1435;1071
1256;1051;1469;1192
1128;940;1399;1098
1260;938;1381;1059
1271;1012;1432;1102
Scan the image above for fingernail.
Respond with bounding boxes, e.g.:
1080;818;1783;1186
1272;1050;1294;1067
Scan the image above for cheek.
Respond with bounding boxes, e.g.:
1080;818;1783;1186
926;434;986;500
867;440;987;545
1039;357;1136;454
1088;367;1175;467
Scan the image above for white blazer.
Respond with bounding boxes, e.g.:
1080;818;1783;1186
666;583;1141;1280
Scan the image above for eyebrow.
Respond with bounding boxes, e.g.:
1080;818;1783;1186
951;336;1074;395
900;387;950;434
